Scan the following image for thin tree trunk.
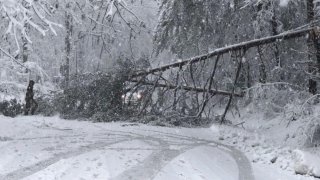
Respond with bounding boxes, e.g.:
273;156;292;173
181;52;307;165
257;46;267;83
22;1;29;65
22;36;28;63
64;3;73;89
271;10;281;68
307;0;320;95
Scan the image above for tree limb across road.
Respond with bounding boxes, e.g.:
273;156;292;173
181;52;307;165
128;80;244;97
131;27;316;78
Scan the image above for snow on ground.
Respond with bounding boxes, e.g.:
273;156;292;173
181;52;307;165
294;150;320;178
213;110;320;180
154;146;239;180
0;115;318;180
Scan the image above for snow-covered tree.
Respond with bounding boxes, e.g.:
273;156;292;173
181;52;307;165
0;0;63;53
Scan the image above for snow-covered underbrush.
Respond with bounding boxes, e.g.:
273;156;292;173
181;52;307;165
0;58;55;117
212;122;320;179
242;83;309;120
293;150;320;178
53;72;127;120
237;83;320;147
225;83;320;178
124;112;216;128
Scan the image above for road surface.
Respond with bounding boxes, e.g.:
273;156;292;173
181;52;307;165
0;116;255;180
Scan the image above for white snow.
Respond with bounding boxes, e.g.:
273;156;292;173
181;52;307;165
154;146;238;180
280;0;290;7
212;107;320;180
0;115;318;180
293;150;320;178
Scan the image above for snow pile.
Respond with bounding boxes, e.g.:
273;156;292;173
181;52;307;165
211;122;308;177
280;0;290;7
293;150;320;178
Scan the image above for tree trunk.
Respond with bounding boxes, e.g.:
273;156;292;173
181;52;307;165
271;11;281;68
21;1;30;65
257;46;267;83
22;36;28;63
63;3;73;89
307;0;320;95
131;27;314;78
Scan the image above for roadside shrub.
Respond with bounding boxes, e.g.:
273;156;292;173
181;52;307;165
0;99;23;117
57;72;126;120
35;92;58;116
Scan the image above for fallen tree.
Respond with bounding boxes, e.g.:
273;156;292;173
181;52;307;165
131;27;317;78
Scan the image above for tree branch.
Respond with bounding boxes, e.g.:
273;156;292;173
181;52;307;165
129;80;244;97
131;27;315;78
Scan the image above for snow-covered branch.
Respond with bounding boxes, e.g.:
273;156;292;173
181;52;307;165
0;0;62;52
133;27;315;78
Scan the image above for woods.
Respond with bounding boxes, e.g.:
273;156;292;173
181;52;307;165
0;0;320;125
2;1;320;179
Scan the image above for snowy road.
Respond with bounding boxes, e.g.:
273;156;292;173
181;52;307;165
0;115;313;180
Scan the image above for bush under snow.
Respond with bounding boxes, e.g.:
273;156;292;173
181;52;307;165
293;150;320;178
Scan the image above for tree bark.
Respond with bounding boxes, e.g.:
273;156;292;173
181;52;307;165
21;1;30;65
257;46;267;83
271;7;281;68
63;3;73;89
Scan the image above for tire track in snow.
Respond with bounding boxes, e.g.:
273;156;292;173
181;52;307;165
109;129;255;180
111;148;182;180
134;129;255;180
0;138;131;180
211;144;255;180
110;136;189;180
230;147;255;180
111;143;254;180
0;127;255;180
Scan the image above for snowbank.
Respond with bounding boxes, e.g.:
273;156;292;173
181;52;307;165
294;150;320;178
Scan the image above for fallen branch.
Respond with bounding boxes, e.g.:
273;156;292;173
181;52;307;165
234;121;245;129
128;80;244;97
131;27;315;78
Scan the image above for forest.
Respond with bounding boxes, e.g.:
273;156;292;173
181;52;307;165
0;0;318;122
1;0;320;179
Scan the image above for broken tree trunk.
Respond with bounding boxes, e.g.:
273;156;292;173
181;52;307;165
131;27;315;78
129;80;244;97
